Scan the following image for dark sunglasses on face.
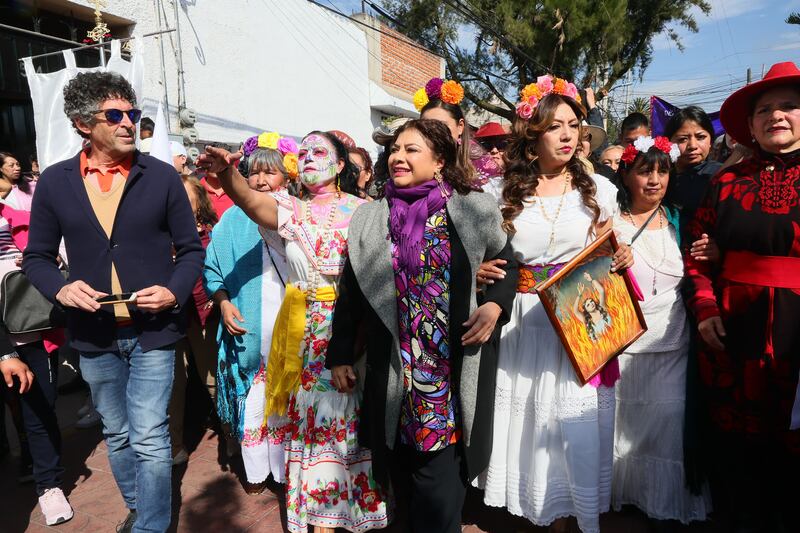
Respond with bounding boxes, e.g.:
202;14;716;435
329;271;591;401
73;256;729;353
91;108;142;124
479;139;508;151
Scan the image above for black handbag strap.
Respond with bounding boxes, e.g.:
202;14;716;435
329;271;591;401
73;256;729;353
628;205;661;245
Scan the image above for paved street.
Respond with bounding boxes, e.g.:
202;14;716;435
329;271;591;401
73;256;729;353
1;373;722;533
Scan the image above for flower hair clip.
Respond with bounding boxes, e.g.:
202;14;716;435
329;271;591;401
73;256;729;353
515;75;581;119
242;131;300;179
620;136;680;165
413;77;465;111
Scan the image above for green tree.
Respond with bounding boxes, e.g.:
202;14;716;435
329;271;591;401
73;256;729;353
382;0;710;120
787;12;800;25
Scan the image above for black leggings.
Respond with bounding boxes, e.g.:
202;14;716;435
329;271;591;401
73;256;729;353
15;342;63;495
390;443;467;533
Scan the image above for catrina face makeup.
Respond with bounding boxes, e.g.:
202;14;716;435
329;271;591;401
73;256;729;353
298;134;340;191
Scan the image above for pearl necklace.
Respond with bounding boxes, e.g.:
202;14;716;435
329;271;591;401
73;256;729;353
626;207;666;296
533;174;571;255
303;193;340;300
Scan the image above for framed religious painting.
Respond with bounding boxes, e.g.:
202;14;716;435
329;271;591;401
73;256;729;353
534;230;647;385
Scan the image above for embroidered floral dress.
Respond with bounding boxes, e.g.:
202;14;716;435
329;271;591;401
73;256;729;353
274;191;390;533
684;151;800;483
393;208;459;451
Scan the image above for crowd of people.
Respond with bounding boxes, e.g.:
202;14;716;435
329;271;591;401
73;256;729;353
0;60;798;533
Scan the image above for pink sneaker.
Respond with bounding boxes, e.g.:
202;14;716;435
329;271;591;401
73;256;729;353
38;487;74;526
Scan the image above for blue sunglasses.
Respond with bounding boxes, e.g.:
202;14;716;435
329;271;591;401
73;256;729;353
91;108;142;124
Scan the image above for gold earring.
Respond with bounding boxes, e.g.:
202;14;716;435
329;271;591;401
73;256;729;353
336;176;341;196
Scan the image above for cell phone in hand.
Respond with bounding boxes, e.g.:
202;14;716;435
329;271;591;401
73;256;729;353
95;292;137;305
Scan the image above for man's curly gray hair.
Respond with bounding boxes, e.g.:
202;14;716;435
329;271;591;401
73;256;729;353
63;71;137;139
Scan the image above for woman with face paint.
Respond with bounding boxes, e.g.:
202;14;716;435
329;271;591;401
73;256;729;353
198;131;390;533
327;119;518;532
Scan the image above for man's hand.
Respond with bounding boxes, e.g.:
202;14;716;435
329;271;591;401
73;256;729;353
332;365;357;393
1;357;34;394
56;280;106;312
135;286;177;313
220;300;247;335
462;302;502;346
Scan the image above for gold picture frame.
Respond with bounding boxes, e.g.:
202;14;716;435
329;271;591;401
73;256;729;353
535;230;647;385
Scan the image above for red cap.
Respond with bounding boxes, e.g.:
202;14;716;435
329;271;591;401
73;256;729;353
328;130;356;149
720;61;800;147
474;122;509;138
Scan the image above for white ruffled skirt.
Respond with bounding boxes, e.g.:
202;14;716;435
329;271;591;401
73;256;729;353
476;294;614;533
612;346;712;523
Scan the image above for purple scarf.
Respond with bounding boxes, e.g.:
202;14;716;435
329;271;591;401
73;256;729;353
385;178;452;276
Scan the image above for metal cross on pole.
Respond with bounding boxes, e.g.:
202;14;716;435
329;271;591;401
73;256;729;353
87;0;110;66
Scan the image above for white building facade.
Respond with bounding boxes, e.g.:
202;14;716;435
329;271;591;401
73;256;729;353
54;0;437;150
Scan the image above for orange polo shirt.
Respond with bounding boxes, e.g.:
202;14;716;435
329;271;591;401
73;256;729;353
80;150;132;191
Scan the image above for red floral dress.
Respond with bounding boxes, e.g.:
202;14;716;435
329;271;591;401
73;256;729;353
684;151;800;459
274;192;390;532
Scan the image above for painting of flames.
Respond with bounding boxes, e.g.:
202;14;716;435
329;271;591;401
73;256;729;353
537;233;647;384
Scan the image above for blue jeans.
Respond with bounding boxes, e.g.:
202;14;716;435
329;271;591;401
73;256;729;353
80;327;175;533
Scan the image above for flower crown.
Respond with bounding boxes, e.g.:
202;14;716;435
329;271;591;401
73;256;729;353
413;77;465;111
515;75;581;119
242;131;299;179
620;136;680;165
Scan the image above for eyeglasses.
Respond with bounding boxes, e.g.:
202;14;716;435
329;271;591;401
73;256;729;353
91;108;142;125
478;139;508;151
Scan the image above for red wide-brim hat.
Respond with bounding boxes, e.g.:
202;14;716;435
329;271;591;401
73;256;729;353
720;61;800;147
475;121;510;138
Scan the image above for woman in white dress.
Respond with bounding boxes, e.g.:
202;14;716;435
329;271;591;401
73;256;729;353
610;136;712;524
478;76;633;533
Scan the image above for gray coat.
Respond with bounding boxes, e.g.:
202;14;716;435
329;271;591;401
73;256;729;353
327;190;518;479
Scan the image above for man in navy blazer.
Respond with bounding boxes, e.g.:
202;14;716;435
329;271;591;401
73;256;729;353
23;71;203;533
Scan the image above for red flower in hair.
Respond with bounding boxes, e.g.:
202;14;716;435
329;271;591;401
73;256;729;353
621;144;639;165
653;136;673;154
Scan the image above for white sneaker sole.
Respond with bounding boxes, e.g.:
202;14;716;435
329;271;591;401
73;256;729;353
45;510;74;526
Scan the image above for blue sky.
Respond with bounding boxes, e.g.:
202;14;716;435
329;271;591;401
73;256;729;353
626;0;800;114
330;0;800;115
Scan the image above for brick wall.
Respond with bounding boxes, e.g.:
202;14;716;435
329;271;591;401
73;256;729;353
379;24;442;97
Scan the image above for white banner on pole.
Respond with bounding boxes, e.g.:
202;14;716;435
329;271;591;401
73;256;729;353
22;39;144;172
149;103;172;165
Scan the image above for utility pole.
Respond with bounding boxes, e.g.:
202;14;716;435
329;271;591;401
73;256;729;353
746;67;752;84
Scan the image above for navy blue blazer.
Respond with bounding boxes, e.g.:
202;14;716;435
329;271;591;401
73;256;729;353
22;151;204;353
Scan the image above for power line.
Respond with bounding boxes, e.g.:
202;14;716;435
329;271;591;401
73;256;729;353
319;0;439;84
308;0;518;85
261;0;368;109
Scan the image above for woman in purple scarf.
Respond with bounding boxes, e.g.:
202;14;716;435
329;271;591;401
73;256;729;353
327;119;518;532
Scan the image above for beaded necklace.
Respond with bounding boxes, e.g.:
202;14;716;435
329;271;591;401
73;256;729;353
533;173;572;256
302;192;340;300
625;206;666;296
